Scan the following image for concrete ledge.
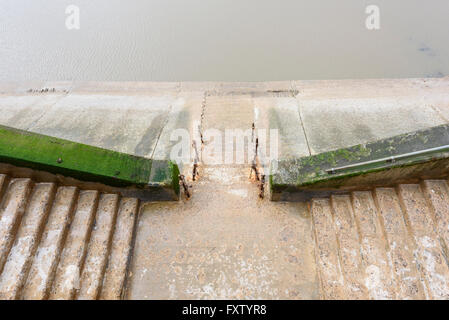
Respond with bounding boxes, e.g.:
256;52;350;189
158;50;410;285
0;125;180;200
270;124;449;201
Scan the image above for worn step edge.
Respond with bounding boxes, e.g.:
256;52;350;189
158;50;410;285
0;183;56;300
310;199;346;299
100;198;140;300
21;186;79;300
0;178;34;275
49;190;99;300
372;188;427;300
0;174;10;205
396;184;449;299
77;194;119;300
270;124;449;201
329;195;369;299
0;125;180;201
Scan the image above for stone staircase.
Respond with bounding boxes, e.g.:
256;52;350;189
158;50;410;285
2;170;449;299
310;180;449;300
0;174;139;300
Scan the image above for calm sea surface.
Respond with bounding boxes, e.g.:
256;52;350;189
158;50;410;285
1;0;448;81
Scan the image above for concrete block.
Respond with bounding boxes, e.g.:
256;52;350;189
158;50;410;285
373;188;426;299
29;94;176;157
300;97;446;155
22;186;79;300
351;191;396;299
50;190;99;300
100;198;139;300
0;178;33;274
78;194;119;300
0;183;56;300
0;94;66;130
398;184;449;299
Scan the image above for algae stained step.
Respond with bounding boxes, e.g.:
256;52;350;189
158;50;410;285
0;125;179;201
270;124;449;201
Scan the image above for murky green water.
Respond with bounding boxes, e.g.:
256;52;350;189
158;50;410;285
0;0;448;81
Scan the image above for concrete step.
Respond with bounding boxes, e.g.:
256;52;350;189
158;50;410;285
2;172;449;300
310;199;346;299
77;194;119;300
351;191;396;299
22;186;79;300
100;198;139;300
329;195;368;299
49;190;99;300
0;174;9;202
0;172;141;300
0;183;56;300
310;180;449;300
397;184;449;299
0;178;33;275
421;180;449;260
373;188;426;299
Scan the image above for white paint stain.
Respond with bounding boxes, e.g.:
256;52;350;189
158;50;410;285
228;189;248;198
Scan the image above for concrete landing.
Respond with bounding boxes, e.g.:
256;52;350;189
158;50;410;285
127;166;319;299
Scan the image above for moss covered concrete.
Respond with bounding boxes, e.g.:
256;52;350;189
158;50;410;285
0;125;179;199
270;124;449;200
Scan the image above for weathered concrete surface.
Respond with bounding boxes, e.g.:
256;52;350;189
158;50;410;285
0;178;33;274
22;186;79;300
202;94;255;165
77;194;118;300
255;96;309;158
28;94;176;157
151;90;203;173
0;183;55;300
308;183;449;300
295;78;449;155
100;198;140;300
311;199;346;299
1;169;449;299
352;191;396;299
2;78;447;164
0;173;141;300
397;184;449;299
0;94;67;130
329;195;368;299
49;190;99;300
373;188;426;299
422;180;449;257
128;166;319;299
270;123;449;201
0;79;449;300
2;79;449;203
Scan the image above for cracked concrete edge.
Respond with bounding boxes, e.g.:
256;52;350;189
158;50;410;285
0;125;180;200
270;123;449;201
0;80;298;96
